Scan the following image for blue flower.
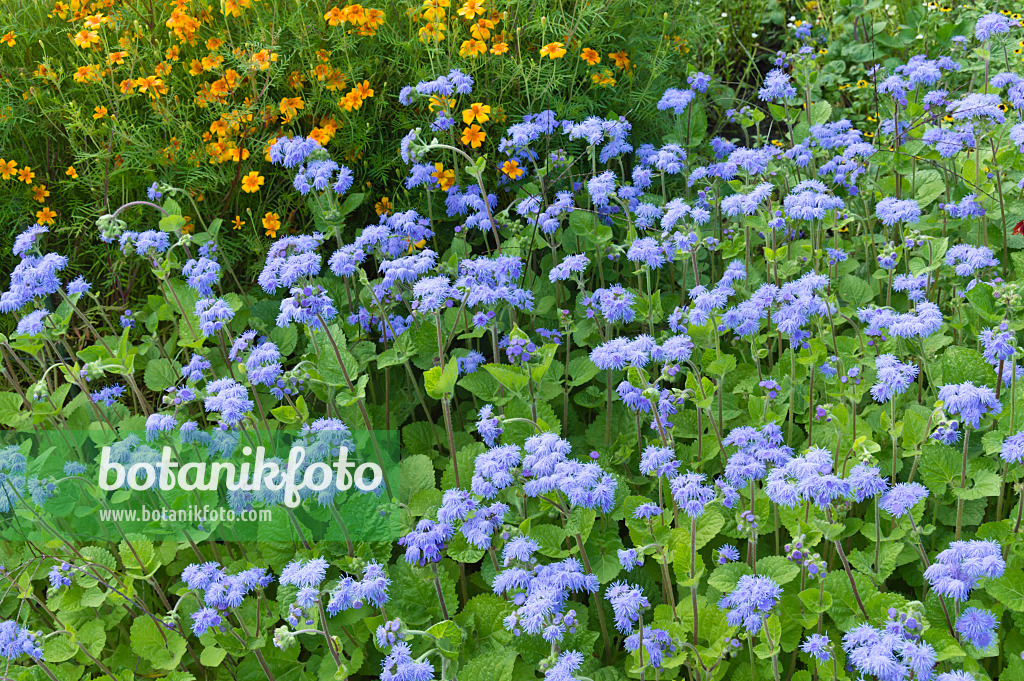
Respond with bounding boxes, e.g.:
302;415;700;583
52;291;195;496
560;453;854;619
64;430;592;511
605;581;649;632
718;574;781;634
191;608;222;636
801;633;831;662
717;545;740;564
879;483;928;517
938;382;1002;429
923;540;1005;601
956;607;998;649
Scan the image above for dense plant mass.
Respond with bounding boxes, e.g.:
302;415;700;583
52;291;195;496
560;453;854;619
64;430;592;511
4;1;1024;681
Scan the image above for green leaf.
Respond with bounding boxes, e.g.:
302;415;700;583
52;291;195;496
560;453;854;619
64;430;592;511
839;274;875;305
425;620;463;659
756;555;801;585
942;346;997;389
482;363;529;393
130;616;186;670
424;361;458;399
986;568;1024;611
143;358;181;392
200;647;227;667
458;649;517;681
708;562;752;593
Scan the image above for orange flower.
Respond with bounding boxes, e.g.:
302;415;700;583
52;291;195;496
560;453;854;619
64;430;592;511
580;48;600;65
73;29;100;49
241;171;264;193
108;50;127;65
461;124;486;148
32;185;49;203
232;215;245;230
65;166;78;179
539;42;566;59
608;50;631;70
490;42;508;55
501;159;523;180
1;32;15;47
354;80;374;99
263;212;281;238
93;105;108;119
462;102;491;125
375;196;393;215
470;17;494;40
324;6;346;25
36;207;56;225
459;38;487;58
0;159;17;180
431;162;455;191
457;0;485;19
17;166;34;184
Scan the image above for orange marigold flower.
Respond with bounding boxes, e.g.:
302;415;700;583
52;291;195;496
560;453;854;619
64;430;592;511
501;159;523;180
1;32;15;47
431;162;455;191
608;50;630;69
540;42;566;59
462;102;490;125
36;207;56;225
0;159;17;180
65;166;78;179
461;124;486;148
241;171;264;193
490;41;508;54
354;80;374;99
263;212;281;238
73;29;100;49
457;0;484;20
17;166;34;184
375;196;393;215
470;17;494;40
580;47;600;65
93;105;108;119
459;39;487;58
232;215;245;230
32;185;50;203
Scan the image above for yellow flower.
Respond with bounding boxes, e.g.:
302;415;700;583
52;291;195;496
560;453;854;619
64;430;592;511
540;42;566;59
1;32;15;47
580;48;600;65
0;159;17;180
72;29;100;49
375;196;393;215
324;6;347;25
457;0;485;20
431;162;455;191
608;51;631;70
501;159;523;180
32;185;49;203
490;42;508;55
93;105;108;119
263;212;281;238
241;171;264;193
462;102;491;125
232;215;245;230
355;80;374;99
470;18;494;40
108;50;127;65
461;124;486;148
65;166;78;179
36;207;56;225
459;38;487;58
17;166;34;184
